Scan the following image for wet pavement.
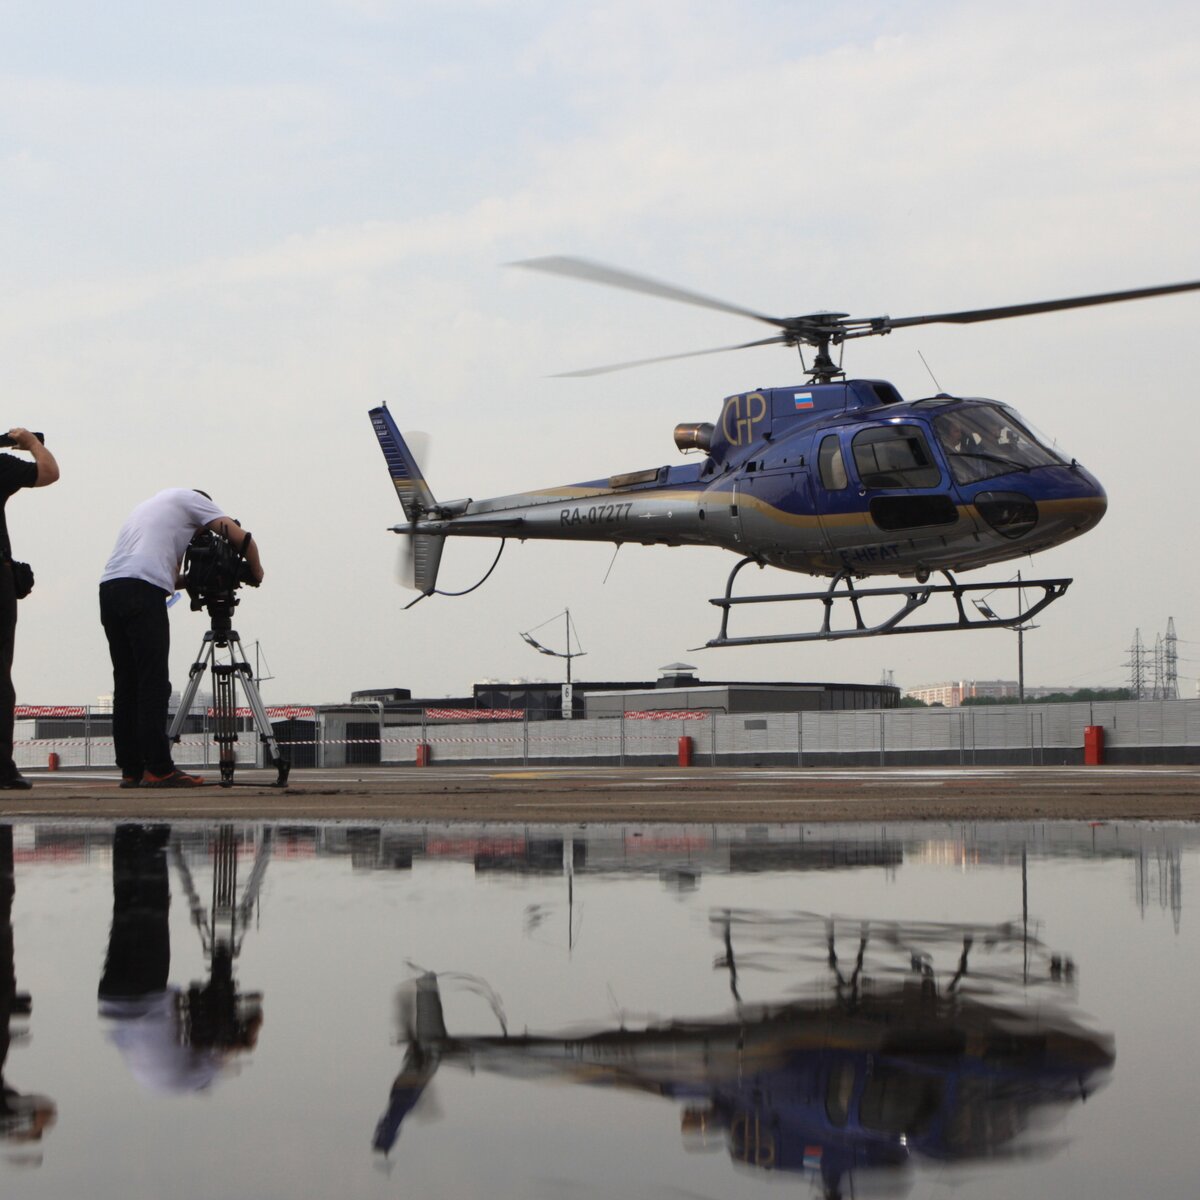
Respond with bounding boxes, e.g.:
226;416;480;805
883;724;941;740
0;817;1196;1197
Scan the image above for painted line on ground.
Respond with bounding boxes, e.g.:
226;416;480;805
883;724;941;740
513;796;883;808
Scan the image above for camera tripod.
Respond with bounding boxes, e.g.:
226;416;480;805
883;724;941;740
168;606;290;788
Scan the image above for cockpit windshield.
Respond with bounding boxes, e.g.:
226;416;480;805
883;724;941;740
933;404;1066;485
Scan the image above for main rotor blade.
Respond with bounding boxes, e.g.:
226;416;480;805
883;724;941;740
874;279;1200;334
511;255;791;330
551;334;790;378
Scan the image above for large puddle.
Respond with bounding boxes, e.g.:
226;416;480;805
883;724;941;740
0;819;1193;1198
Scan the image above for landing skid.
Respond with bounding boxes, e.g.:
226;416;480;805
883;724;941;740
700;559;1071;648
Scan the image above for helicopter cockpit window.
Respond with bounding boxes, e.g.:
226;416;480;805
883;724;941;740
860;1065;943;1135
817;435;848;490
825;1061;855;1127
851;425;940;489
934;405;1065;485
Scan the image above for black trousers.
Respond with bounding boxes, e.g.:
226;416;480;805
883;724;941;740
98;824;171;1000
99;578;175;778
0;563;18;780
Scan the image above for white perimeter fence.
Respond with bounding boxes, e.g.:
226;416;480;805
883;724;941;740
15;698;1200;771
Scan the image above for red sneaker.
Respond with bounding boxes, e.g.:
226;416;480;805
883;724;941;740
142;769;205;788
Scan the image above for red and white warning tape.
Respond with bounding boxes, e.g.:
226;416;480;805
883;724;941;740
624;710;709;720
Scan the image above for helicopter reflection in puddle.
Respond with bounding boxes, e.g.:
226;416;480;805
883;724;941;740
375;910;1114;1198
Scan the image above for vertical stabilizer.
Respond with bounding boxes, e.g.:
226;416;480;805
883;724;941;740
412;972;448;1042
369;405;437;520
410;534;444;596
372;973;446;1156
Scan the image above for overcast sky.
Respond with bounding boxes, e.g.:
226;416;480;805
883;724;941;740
3;0;1199;705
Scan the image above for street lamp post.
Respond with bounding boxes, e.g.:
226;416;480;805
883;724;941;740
520;609;587;718
973;571;1037;703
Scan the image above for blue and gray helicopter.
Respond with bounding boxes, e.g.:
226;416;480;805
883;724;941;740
371;259;1200;647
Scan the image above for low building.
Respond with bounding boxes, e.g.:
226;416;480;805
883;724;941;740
353;665;899;723
585;680;897;718
905;680;1069;706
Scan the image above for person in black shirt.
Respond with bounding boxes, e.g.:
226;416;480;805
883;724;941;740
0;429;59;790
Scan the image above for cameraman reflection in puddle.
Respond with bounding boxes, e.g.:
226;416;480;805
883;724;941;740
97;824;262;1092
98;490;264;788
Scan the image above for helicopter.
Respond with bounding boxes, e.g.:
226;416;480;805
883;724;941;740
370;259;1200;647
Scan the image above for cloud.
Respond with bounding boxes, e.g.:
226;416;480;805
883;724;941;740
5;0;1200;700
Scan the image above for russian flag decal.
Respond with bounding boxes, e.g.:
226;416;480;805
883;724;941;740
793;393;814;410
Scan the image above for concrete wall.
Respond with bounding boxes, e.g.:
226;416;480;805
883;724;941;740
368;698;1200;768
22;698;1199;771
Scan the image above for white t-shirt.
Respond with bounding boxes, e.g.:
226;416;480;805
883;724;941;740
101;488;226;594
100;991;223;1092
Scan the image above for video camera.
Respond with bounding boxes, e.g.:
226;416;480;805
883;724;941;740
182;528;257;623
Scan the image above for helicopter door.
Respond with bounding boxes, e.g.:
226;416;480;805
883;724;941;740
734;457;813;559
812;433;874;562
844;424;963;566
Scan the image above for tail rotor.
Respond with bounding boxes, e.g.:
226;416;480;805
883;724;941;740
369;407;446;598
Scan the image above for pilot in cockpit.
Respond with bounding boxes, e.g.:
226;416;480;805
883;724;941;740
942;415;979;455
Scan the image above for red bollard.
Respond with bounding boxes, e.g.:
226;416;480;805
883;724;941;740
415;743;432;767
678;736;694;767
1083;725;1105;765
47;752;60;771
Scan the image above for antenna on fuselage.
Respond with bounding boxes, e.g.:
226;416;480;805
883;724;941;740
917;350;944;393
602;544;622;585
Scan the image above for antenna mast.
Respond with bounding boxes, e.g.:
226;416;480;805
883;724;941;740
519;608;587;685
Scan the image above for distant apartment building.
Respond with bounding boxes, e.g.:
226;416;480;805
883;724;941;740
904;680;1065;706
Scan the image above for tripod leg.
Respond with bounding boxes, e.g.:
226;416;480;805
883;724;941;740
212;660;239;787
169;632;214;745
226;633;290;787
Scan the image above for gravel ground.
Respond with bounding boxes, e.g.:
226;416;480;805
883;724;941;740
3;764;1199;824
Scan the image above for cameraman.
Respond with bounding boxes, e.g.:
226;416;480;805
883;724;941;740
0;429;59;791
99;490;264;788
